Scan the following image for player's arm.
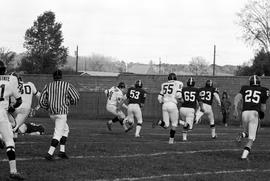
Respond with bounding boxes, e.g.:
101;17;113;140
157;84;164;104
9;76;22;113
68;84;80;105
39;85;49;109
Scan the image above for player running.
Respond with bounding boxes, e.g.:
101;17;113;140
105;82;130;132
9;75;41;138
179;77;200;141
234;75;269;160
124;80;147;138
195;79;221;139
153;73;183;144
0;61;24;180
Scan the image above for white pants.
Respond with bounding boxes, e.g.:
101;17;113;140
106;104;125;119
242;110;259;141
0;109;14;147
12;107;31;131
50;114;69;141
180;107;195;129
195;103;215;125
127;104;143;124
162;102;179;127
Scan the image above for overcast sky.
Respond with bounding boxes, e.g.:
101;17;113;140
0;0;253;65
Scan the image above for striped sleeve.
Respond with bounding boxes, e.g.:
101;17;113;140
39;84;49;109
68;83;80;105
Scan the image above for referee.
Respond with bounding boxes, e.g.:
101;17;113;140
40;69;80;160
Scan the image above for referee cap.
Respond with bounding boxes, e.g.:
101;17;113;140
53;69;62;80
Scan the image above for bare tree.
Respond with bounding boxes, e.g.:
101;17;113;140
236;0;270;52
189;56;209;75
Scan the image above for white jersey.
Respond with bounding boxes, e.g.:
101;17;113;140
158;80;183;104
0;75;21;110
19;82;39;109
105;86;124;106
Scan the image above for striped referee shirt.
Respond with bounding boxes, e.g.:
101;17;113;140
39;80;80;115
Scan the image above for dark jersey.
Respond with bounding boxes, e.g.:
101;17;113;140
126;87;147;105
181;87;200;109
240;85;269;112
199;87;219;105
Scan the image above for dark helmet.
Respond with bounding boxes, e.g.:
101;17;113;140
117;82;125;89
249;75;260;86
168;73;177;80
205;79;213;87
0;61;6;75
135;80;143;88
187;77;195;87
53;69;62;80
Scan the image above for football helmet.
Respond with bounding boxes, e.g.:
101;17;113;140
135;80;143;88
0;61;6;75
187;77;195;87
168;73;177;80
205;79;213;87
249;75;260;86
118;82;125;89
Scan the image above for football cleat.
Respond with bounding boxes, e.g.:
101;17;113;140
212;135;217;139
9;172;25;180
106;121;112;131
135;134;142;138
58;152;69;159
44;153;54;161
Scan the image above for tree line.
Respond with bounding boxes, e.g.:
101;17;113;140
1;0;270;76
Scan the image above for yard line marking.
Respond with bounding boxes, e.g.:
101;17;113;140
0;148;265;162
108;169;270;181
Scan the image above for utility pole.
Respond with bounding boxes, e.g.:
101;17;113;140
159;57;161;74
75;45;79;73
213;45;216;76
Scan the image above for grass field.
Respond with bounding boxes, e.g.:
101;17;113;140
1;118;270;181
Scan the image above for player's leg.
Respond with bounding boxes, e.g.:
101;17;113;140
179;108;188;141
168;104;179;144
13;108;30;133
184;108;195;141
0;112;24;180
134;105;143;137
194;106;204;124
106;105;118;131
124;104;134;133
58;121;69;159
45;114;66;160
205;105;217;139
241;111;257;160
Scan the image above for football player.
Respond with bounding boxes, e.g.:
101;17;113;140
234;75;269;160
0;61;24;180
195;79;221;139
8;75;41;138
124;80;147;137
153;73;183;144
105;82;130;132
179;77;200;141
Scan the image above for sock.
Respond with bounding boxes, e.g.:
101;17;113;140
48;139;59;155
135;123;142;136
170;129;176;138
182;131;187;140
241;147;251;159
6;146;17;173
112;117;119;123
60;136;67;153
210;124;216;137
